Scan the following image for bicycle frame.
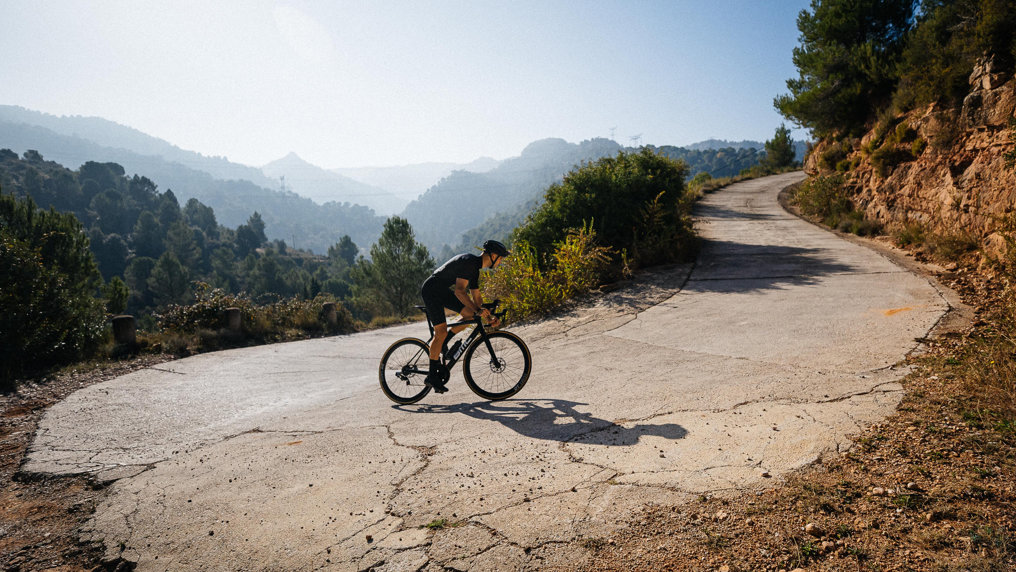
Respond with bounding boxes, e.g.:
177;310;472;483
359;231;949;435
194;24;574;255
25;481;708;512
409;302;504;375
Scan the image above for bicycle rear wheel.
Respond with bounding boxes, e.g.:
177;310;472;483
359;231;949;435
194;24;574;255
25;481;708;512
379;337;431;404
462;331;531;400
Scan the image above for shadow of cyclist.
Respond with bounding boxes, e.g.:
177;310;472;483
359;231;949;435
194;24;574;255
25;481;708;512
402;399;687;446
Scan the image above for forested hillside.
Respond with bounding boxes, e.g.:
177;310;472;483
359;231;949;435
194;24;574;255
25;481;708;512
0;116;384;254
0;150;360;317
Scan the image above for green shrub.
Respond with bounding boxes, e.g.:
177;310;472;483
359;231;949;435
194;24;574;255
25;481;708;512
689;172;713;188
870;143;916;177
819;143;848;171
835;211;883;236
871;112;898;148
793;175;881;236
894;222;927;247
514;148;694;273
793;175;851;223
103;276;129;314
483;225;611;323
926;230;979;262
911;138;927;157
894;123;918;144
156;282;247;333
1;192;106;388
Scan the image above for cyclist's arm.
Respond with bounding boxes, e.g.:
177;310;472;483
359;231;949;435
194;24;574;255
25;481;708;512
454;278;480;313
471;289;485;314
474;288;498;326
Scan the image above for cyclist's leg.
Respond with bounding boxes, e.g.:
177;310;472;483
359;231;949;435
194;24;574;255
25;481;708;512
433;288;469;348
422;289;453;358
421;287;460;392
444;290;475;335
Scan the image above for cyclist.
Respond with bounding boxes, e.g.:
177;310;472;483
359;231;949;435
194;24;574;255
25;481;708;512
420;239;510;393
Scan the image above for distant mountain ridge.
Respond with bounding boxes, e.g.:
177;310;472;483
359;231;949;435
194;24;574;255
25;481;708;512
402;137;625;250
261;152;406;215
0;114;383;253
0;105;279;188
0;105;499;211
333;157;500;203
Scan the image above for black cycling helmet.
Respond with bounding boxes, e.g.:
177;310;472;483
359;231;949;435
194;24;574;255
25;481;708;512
482;239;510;257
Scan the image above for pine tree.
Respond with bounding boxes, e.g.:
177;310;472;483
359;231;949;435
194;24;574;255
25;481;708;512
764;124;797;170
1;192;105;386
350;217;434;317
775;0;915;136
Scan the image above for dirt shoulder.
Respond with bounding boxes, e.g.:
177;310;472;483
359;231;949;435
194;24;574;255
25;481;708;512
0;355;171;571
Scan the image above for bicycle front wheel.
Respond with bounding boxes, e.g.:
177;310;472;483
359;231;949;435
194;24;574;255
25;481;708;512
462;331;532;400
379;337;431;404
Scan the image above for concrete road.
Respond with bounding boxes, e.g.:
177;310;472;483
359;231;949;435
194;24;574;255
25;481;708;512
26;172;952;570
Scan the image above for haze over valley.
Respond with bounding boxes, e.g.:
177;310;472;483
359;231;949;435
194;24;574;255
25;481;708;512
0;104;800;255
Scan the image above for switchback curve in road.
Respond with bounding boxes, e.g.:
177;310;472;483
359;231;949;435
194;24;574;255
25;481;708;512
27;172;952;570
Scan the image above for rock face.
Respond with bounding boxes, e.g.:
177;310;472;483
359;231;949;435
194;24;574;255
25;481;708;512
806;56;1016;260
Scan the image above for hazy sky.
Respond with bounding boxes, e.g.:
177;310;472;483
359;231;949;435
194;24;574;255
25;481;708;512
2;0;811;168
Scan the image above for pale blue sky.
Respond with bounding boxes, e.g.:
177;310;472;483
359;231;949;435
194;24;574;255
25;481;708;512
1;0;812;168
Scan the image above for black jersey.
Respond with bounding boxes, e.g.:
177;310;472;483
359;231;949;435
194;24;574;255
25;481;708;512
425;253;482;290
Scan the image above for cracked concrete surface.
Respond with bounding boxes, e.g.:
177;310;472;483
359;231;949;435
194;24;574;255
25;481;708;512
27;172;954;570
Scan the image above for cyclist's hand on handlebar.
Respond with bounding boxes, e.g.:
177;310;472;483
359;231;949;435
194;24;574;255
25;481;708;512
477;307;499;328
486;311;501;329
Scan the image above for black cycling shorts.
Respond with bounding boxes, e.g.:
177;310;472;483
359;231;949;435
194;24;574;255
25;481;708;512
421;279;464;326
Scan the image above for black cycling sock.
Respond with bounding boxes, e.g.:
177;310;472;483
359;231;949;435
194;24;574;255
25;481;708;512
429;359;440;374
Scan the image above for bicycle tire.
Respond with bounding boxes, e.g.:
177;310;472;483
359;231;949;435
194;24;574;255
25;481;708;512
379;337;431;404
462;331;532;400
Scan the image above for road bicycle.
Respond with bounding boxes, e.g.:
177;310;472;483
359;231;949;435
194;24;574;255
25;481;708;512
378;300;532;404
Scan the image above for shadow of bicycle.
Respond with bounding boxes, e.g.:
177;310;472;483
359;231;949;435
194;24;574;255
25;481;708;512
401;399;687;446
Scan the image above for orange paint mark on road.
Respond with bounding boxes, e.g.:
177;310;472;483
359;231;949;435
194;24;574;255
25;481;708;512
287;440;303;446
883;307;913;316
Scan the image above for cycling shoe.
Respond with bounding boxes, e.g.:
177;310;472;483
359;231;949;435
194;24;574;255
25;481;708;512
425;373;449;393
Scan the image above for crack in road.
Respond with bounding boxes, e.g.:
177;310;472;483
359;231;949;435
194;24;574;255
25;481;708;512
145;366;186;375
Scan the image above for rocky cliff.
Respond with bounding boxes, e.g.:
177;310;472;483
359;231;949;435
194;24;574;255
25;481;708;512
806;56;1016;261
